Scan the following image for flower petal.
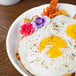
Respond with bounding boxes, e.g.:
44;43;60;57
20;23;35;37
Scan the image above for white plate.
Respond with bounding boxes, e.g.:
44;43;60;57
6;3;76;76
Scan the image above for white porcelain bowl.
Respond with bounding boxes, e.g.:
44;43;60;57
0;0;20;6
6;3;76;76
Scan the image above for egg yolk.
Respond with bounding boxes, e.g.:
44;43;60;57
60;9;68;16
66;23;76;40
39;36;67;58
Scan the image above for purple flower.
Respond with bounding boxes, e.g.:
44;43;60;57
31;16;50;30
34;17;45;28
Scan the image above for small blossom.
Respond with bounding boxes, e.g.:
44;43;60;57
31;16;50;30
20;23;35;36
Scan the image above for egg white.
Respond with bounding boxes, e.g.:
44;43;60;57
18;15;76;76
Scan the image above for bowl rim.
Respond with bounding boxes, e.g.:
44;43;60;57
6;3;76;76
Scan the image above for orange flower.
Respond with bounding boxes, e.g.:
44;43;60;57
43;0;59;18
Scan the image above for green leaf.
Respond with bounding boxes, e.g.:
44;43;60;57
30;61;34;63
35;60;40;62
64;64;68;67
45;66;48;69
56;25;58;27
62;23;64;25
72;54;75;56
74;45;76;47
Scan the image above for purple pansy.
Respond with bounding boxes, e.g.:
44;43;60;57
34;17;45;28
31;16;50;30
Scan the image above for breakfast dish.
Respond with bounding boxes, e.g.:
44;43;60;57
17;0;76;76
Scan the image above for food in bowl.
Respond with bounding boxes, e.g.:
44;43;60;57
73;14;76;19
17;0;76;76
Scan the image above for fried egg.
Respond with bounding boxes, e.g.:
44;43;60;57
18;15;76;76
66;23;76;40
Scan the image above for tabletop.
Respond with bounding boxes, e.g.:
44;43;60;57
0;0;76;76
